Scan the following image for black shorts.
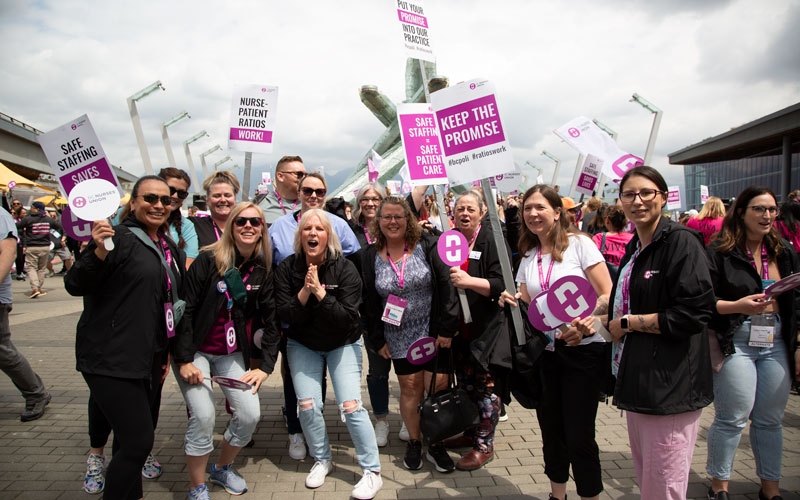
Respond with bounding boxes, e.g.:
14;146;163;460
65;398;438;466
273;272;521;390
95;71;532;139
391;347;453;376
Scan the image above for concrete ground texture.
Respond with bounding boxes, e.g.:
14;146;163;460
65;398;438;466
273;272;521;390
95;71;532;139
1;277;798;500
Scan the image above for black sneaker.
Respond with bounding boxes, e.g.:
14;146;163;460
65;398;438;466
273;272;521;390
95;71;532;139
707;487;731;500
21;392;51;422
425;443;455;473
403;440;423;470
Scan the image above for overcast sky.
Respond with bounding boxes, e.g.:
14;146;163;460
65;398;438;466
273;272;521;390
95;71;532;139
1;0;798;197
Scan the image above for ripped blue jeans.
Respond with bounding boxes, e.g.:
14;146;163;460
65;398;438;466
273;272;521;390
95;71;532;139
287;338;380;471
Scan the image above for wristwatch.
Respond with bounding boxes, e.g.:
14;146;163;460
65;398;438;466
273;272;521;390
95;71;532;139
620;315;631;333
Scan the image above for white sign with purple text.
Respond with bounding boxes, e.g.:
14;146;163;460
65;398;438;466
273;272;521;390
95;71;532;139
394;0;434;62
700;185;709;204
667;185;682;210
554;116;643;182
489;169;522;193
38;114;122;199
430;79;515;186
228;84;278;154
397;103;447;186
575;154;603;196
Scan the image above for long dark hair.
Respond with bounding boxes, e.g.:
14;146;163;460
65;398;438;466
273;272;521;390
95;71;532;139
158;167;192;249
776;200;800;236
715;186;783;257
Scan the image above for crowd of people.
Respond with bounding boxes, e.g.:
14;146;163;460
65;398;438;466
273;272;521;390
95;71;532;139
2;159;799;500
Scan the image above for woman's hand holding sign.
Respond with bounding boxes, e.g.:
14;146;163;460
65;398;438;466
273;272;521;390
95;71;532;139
91;220;114;261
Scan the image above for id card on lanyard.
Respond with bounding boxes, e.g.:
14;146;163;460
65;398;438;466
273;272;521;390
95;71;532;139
159;237;177;338
219;265;254;354
381;246;409;326
747;245;775;348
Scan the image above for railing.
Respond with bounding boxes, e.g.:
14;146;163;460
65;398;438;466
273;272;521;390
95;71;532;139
0;112;44;135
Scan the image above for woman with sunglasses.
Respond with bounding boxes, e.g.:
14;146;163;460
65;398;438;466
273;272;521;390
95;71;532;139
361;196;459;473
704;187;800;500
275;209;383;499
190;170;240;247
605;166;715;500
159;167;199;268
66;175;187;500
173;202;279;500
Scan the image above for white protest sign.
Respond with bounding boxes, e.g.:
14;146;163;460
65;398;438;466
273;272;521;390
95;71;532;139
68;178;121;221
399;164;412;194
393;0;434;62
667;185;682;210
397;103;447;186
38;114;122;199
430;78;515;186
575;154;603;196
228;84;278;154
386;180;401;194
554;116;643;182
700;185;709;204
489;169;522;193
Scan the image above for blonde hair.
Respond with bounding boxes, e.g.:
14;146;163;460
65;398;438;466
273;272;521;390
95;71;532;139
202;170;240;196
697;196;725;220
202;202;271;275
293;209;342;260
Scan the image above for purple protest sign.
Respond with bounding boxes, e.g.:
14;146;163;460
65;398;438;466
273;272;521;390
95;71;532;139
60;206;92;242
764;273;800;296
528;291;553;332
437;230;469;266
397;103;447;185
546;276;597;324
7;181;16;190
407;337;437;365
37;114;122;199
437;94;506;156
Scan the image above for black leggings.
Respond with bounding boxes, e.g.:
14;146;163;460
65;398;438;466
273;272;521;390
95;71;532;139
536;342;605;498
83;373;154;500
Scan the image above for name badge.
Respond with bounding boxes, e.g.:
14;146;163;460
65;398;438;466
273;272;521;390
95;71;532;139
749;314;775;348
761;279;775;290
164;302;176;338
469;250;482;260
381;294;407;326
225;320;237;354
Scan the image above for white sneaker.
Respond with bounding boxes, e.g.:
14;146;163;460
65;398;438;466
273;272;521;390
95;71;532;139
352;470;383;500
374;420;389;447
288;433;307;460
305;460;333;489
398;421;409;442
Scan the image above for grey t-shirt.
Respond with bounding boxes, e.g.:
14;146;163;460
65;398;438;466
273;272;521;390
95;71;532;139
0;207;18;304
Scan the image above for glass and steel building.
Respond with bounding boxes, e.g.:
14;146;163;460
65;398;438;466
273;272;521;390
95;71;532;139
670;102;800;209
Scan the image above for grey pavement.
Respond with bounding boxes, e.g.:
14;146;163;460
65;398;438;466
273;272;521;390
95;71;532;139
0;276;798;500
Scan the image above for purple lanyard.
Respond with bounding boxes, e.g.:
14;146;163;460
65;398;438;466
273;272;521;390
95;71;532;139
467;224;481;247
212;221;222;241
387;244;409;289
276;191;297;215
746;244;769;279
536;247;556;291
362;224;373;245
620;244;644;315
158;236;173;293
223;265;254;312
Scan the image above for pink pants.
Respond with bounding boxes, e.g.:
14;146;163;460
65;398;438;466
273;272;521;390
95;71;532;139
626;409;702;500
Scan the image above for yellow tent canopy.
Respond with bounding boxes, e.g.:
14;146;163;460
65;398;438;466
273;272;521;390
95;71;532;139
33;193;68;206
0;161;50;191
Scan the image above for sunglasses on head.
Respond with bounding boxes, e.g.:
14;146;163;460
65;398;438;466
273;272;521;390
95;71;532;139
233;216;264;227
301;187;326;198
138;194;172;206
169;186;189;199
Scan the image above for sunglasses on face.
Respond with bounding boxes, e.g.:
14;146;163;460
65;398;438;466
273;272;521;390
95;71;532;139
281;171;306;179
138;194;172;206
301;187;327;198
169;186;189;199
233;216;264;227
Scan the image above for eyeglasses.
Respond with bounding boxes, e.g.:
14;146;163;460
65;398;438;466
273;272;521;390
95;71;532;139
169;186;189;199
301;187;327;198
380;215;406;222
138;194;172;206
11;202;21;206
281;171;306;179
361;197;382;203
748;205;778;215
619;189;663;203
233;216;264;227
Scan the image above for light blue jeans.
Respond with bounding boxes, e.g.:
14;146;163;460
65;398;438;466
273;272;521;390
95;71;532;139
287;338;380;472
706;317;790;481
174;351;261;456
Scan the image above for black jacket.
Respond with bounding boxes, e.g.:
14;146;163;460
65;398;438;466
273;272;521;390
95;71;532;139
361;232;459;351
66;217;186;379
275;253;362;352
17;213;64;247
706;239;799;375
189;216;218;248
172;249;280;373
609;217;715;415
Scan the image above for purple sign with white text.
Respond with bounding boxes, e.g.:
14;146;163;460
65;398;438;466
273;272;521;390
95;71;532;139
407;337;437;365
397;103;448;185
437;230;468;266
547;276;597;323
60;206;92;242
436;94;506;156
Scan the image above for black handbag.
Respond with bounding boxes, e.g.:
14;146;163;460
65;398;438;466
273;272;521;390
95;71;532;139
418;349;479;445
508;300;550;409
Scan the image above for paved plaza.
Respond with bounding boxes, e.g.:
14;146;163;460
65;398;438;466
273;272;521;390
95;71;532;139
1;277;798;500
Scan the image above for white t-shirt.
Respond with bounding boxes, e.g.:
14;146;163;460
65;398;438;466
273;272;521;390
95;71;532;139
516;233;606;346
